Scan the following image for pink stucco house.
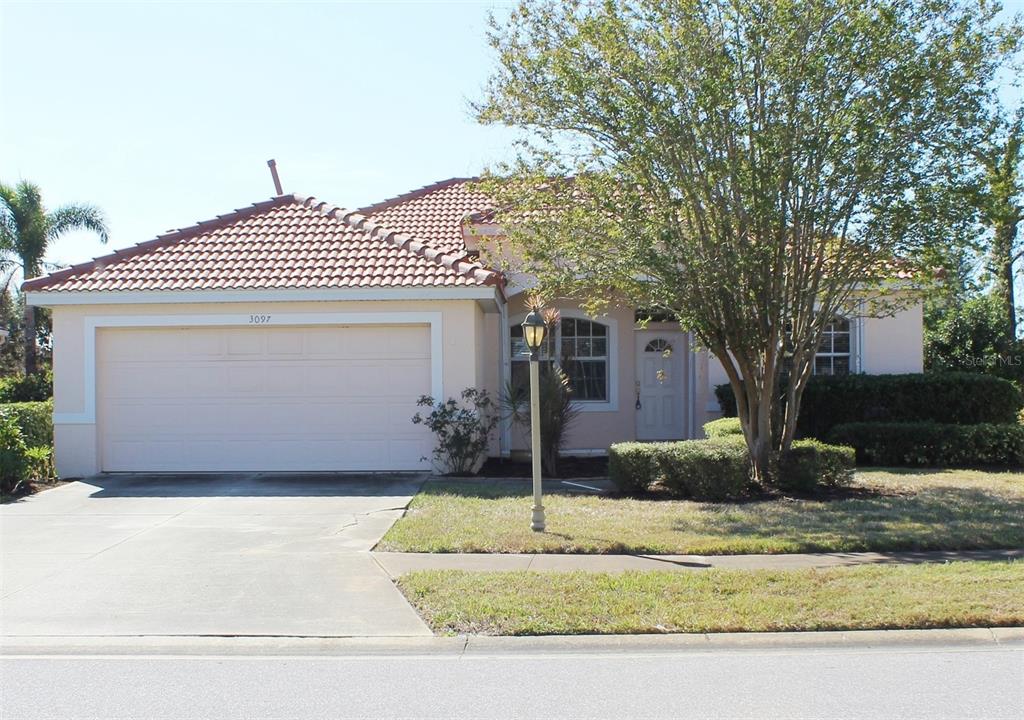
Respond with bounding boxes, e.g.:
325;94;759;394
24;178;924;477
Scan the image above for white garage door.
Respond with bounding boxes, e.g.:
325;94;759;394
96;325;434;472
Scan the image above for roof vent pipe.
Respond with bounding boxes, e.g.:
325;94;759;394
267;159;284;195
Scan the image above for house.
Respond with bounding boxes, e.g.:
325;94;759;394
24;178;924;477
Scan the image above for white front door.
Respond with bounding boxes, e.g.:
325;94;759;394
635;330;687;441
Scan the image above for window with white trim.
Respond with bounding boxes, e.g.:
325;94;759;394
814;316;852;375
509;317;610;402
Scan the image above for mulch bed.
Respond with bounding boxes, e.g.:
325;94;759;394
1;480;70;504
478;456;609;479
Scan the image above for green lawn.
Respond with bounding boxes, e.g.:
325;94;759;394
378;469;1024;555
398;561;1024;635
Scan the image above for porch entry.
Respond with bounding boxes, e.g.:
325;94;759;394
634;330;688;441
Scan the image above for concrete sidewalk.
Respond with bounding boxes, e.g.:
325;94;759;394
372;547;1024;576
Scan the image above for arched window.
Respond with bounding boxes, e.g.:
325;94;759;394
510;316;610;402
815;316;851;375
644;338;673;354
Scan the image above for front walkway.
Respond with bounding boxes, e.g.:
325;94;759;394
1;474;431;639
373;548;1024;577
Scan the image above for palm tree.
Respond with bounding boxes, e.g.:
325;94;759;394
0;181;108;374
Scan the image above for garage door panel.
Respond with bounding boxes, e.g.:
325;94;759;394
266;331;304;355
227;332;265;356
107;440;186;471
97;325;434;472
101;328;185;360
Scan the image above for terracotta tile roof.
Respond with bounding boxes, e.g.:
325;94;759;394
23;194;500;293
359;178;494;254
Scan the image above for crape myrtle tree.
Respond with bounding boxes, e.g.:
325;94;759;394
475;0;1017;484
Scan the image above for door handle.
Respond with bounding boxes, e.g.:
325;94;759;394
635;381;642;410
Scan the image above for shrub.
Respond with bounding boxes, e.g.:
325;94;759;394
0;413;29;495
778;440;855;492
656;438;752;501
0;400;53;447
608;441;665;495
609;438;750;501
716;373;1022;437
412;389;499;475
828;422;1024;467
0;371;52;403
703;417;742;438
25;446;55;484
611;437;855;499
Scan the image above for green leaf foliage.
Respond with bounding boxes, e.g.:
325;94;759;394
0;371;52;403
0;400;53;448
716;372;1022;436
608;437;853;499
828;422;1024;467
702;417;742;438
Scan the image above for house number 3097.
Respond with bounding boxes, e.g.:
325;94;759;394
249;314;272;324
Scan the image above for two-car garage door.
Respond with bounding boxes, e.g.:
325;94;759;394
96;325;433;472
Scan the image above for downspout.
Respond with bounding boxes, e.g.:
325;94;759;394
498;291;512;456
857;299;866;372
687;331;697;438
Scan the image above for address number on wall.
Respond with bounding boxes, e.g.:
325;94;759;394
248;314;272;324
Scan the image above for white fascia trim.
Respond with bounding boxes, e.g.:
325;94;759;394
53;311;444;425
27;286;498;307
507;308;620;413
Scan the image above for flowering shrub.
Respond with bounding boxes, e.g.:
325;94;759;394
412;388;499;475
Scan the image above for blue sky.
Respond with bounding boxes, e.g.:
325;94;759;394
1;1;518;269
2;0;1021;273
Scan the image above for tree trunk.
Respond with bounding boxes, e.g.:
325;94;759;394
734;374;779;486
991;220;1018;340
23;302;36;376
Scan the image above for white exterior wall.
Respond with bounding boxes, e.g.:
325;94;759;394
860;302;924;374
48;299;485;478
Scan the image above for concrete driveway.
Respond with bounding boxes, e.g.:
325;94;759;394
0;473;430;638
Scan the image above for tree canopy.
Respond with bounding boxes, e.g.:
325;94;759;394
476;0;1019;481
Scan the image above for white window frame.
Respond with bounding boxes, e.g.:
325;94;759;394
814;315;855;376
507;309;619;412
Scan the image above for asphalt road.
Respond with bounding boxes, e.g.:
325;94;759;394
3;641;1022;719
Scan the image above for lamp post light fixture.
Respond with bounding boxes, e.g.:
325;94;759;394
521;309;547;532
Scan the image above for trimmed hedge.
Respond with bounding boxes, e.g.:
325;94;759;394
828;422;1024;467
0;400;53;448
609;437;855;500
703;417;742;438
715;373;1023;438
778;439;855;492
0;372;52;404
655;438;751;501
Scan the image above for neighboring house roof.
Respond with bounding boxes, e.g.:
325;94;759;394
23;193;500;293
359;177;493;255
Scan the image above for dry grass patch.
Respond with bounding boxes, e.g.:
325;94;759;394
398;561;1024;635
378;469;1024;555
